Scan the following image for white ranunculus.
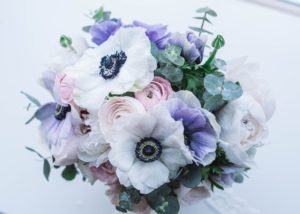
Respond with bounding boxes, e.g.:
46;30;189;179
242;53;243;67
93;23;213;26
50;35;88;72
78;117;110;167
217;58;275;166
64;27;157;112
107;105;193;194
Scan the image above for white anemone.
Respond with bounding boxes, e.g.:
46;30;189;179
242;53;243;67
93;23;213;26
64;27;157;112
107;105;193;194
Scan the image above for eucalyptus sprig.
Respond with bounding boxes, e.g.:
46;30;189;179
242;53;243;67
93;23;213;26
190;7;217;37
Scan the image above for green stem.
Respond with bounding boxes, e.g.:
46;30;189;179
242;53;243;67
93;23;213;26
203;48;217;67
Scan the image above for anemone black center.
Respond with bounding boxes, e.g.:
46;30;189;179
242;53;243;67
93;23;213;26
135;138;162;163
54;104;71;120
184;131;191;145
99;50;127;80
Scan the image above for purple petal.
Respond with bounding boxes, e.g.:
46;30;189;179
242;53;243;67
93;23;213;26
90;20;122;45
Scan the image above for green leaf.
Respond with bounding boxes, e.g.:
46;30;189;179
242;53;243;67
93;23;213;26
156;64;183;83
193;16;212;24
20;91;41;107
25;113;36;125
60;35;72;48
189;27;213;35
82;25;91;33
213;58;227;70
204;94;224;112
233;173;244;183
25;147;44;159
62;164;77;181
92;7;111;22
204;74;224;96
222;81;243;101
164;46;185;66
179;164;202;188
196;7;217;17
43;159;51;181
119;192;133;211
212;35;225;49
115;206;127;213
156;195;180;214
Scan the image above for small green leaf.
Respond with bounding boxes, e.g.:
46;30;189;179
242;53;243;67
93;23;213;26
62;164;77;181
164;46;185;66
206;9;217;17
43;159;51;181
233;173;244;183
25;113;36;125
92;7;111;22
222;81;243;101
204;74;224;96
20;91;41;107
60;35;72;48
116;206;127;213
25;147;44;159
82;25;91;33
179;164;202;188
196;7;217;17
193;16;212;24
189;27;213;35
212;35;225;49
204;94;225;112
155;64;183;83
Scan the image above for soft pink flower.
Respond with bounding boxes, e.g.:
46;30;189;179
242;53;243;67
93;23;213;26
135;76;172;110
54;73;74;104
90;161;118;184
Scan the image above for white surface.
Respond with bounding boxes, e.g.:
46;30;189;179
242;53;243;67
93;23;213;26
0;0;300;213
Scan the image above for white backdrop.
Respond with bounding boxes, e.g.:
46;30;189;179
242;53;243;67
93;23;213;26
0;0;300;213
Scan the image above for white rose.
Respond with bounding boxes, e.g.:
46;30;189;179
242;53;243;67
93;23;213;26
217;57;275;165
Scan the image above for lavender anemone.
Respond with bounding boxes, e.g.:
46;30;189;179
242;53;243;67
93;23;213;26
90;20;122;45
167;91;218;166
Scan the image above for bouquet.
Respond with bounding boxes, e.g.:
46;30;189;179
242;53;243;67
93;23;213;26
23;6;275;214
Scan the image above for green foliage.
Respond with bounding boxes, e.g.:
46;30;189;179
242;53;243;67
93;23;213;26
156;64;183;83
60;35;72;48
203;74;243;111
25;147;51;181
82;7;112;33
190;7;218;37
20;91;41;107
179;164;202;188
43;159;51;181
92;7;111;22
116;186;142;213
212;35;225;49
203;35;225;68
146;184;180;214
62;164;78;181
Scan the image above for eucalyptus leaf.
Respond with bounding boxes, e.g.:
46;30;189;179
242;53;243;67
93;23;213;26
206;9;217;17
233;173;244;183
119;192;133;211
213;58;227;70
179;164;202;188
25;147;45;159
204;74;224;96
164;46;185;66
20;91;41;107
204;94;225;112
82;25;91;33
189;27;213;35
25;113;36;125
62;164;77;181
43;159;51;181
156;65;183;83
193;17;212;24
222;81;243;101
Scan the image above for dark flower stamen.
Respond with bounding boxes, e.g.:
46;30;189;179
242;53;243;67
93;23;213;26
99;51;127;79
135;138;162;163
54;104;71;120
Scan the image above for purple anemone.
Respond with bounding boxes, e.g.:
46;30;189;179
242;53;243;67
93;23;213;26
168;32;205;64
90;20;122;45
167;97;217;166
133;21;171;49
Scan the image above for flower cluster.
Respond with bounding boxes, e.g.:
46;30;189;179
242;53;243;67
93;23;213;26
23;6;275;214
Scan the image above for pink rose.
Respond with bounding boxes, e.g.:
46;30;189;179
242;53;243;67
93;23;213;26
90;161;118;184
54;73;74;104
135;76;172;110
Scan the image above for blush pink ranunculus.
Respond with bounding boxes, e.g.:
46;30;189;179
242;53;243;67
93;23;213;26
90;161;118;184
135;76;172;110
54;73;74;104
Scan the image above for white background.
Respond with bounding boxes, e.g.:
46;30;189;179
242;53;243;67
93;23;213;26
0;0;300;213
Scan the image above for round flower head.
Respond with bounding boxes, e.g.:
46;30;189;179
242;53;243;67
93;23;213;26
135;76;172;110
167;91;219;166
107;105;193;194
64;27;157;112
